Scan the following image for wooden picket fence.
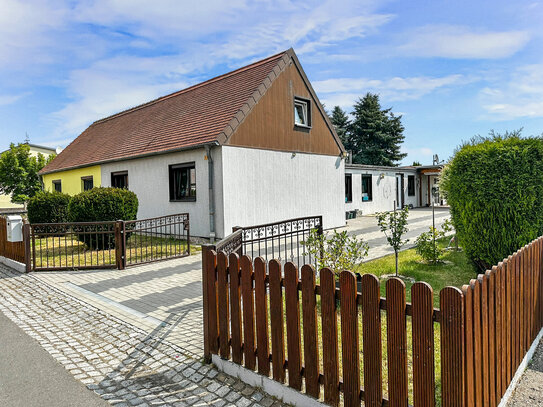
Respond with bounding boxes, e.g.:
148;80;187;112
202;236;543;407
0;216;29;265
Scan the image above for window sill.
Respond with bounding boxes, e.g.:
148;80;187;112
170;198;196;202
294;124;312;130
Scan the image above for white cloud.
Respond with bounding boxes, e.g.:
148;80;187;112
315;74;473;109
399;25;530;59
0;92;29;106
480;64;543;120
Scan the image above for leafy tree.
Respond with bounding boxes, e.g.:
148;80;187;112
0;143;54;204
329;106;351;147
348;93;407;166
412;161;422;166
376;206;409;276
302;229;368;274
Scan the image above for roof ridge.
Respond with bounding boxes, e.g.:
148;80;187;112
92;50;289;126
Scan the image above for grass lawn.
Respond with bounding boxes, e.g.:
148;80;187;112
32;233;201;269
355;237;476;307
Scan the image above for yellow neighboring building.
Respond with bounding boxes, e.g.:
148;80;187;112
0;144;58;210
42;165;101;195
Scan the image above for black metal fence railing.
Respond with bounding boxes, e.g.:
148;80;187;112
30;221;117;271
124;213;190;267
213;215;323;270
28;213;190;271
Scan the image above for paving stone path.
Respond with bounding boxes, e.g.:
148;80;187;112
0;265;287;407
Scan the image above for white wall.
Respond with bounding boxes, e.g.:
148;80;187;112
345;168;419;215
101;147;225;238
221;146;345;232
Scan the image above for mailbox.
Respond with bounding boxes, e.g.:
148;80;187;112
6;215;23;242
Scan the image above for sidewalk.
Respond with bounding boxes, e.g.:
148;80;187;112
0;263;286;406
508;338;543;406
0;312;108;407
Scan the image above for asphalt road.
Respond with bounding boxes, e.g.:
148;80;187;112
0;311;108;407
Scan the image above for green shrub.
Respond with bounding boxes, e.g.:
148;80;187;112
27;191;71;224
440;132;543;271
415;227;445;264
302;229;368;274
68;187;138;249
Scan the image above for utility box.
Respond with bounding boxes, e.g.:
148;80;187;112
6;215;23;242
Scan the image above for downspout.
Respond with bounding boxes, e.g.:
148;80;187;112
205;145;215;243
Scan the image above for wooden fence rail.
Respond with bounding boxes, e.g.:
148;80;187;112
202;235;543;407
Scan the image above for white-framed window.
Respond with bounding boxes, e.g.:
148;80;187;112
294;97;311;127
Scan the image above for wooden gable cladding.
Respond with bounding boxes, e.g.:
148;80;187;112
225;58;342;156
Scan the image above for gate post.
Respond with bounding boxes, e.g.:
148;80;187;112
23;223;31;273
202;243;216;363
115;220;125;270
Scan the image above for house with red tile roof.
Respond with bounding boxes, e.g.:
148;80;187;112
40;49;346;239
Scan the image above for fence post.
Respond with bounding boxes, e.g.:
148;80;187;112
440;286;465;407
202;243;216;363
23;223;31;273
115;220;125;270
232;226;243;257
185;215;190;256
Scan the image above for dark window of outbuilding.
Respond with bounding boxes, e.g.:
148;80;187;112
52;180;61;193
111;171;128;189
362;174;372;201
408;175;415;196
169;162;196;201
345;174;352;203
81;176;93;191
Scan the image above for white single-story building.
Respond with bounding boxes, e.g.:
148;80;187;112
40;49;347;239
345;163;444;216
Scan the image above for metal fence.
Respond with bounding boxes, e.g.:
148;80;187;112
124;213;190;267
26;213;190;271
214;215;323;270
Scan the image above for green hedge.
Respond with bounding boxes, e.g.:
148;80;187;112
440;134;543;271
68;187;138;223
68;187;138;249
27;191;71;224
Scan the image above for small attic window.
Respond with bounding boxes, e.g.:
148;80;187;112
294;97;311;128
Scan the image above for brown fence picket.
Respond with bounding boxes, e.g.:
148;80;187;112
496;264;504;399
462;284;474;407
411;282;435;407
440;286;465;407
361;273;382;407
206;248;219;355
301;264;320;399
254;257;270;376
229;253;243;364
386;277;408;407
479;273;489;406
320;268;340;406
340;271;360;407
217;252;230;359
487;270;496;407
505;257;512;386
284;262;302;390
241;255;256;370
268;260;285;383
472;278;483;407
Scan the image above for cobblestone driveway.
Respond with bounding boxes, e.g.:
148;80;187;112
0;264;286;406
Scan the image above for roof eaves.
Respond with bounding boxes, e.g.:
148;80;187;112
39;141;219;175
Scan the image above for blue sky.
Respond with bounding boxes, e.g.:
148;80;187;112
1;0;542;165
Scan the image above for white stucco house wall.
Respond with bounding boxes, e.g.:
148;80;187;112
40;49;346;239
344;163;443;216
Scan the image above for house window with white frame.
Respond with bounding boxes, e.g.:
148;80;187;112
294;97;311;127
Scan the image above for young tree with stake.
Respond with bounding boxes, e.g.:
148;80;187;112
376;205;409;277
